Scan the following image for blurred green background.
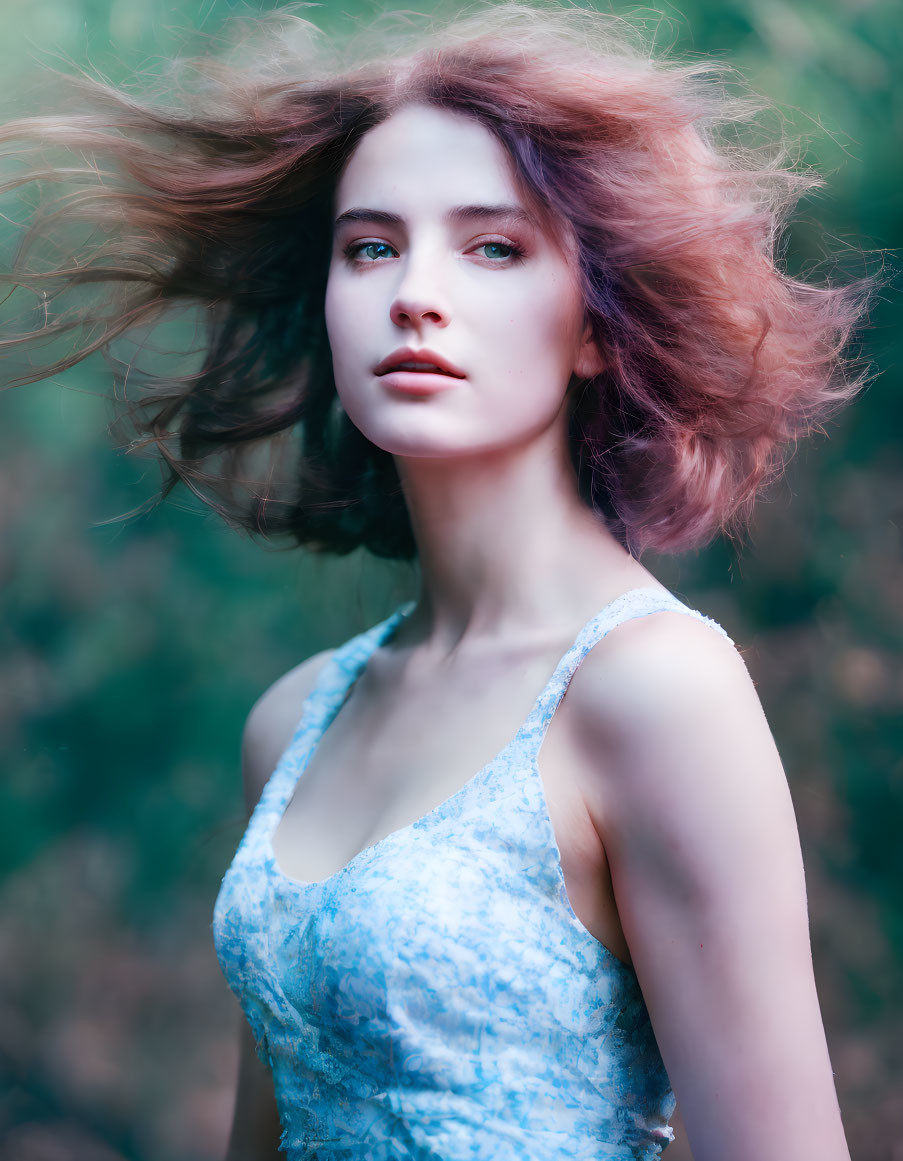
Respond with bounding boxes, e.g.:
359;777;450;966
0;1;900;1158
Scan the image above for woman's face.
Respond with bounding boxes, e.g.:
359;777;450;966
325;103;602;459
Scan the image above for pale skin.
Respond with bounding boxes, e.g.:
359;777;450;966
224;104;851;1161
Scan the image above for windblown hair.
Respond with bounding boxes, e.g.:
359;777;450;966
0;1;883;559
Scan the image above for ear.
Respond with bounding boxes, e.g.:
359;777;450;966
573;320;606;380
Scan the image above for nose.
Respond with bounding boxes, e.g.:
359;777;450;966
390;299;447;328
388;251;451;331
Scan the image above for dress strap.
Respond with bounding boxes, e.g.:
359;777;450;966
280;601;415;756
516;586;735;760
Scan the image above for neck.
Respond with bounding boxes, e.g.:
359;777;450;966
392;418;642;652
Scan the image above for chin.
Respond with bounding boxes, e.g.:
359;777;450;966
363;432;473;459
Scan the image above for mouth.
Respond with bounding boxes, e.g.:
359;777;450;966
381;362;459;376
374;348;466;378
376;369;461;396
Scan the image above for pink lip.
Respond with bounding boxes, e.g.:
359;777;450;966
378;370;460;396
374;346;466;379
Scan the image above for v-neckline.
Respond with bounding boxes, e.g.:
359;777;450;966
262;587;669;891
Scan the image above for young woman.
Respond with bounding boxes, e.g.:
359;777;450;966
1;4;880;1158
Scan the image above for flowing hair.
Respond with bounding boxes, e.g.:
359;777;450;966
0;1;885;559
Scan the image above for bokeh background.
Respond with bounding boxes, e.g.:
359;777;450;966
0;1;900;1159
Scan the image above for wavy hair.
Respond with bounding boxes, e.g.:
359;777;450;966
0;1;884;559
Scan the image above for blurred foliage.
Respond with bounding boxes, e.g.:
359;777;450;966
0;1;900;1159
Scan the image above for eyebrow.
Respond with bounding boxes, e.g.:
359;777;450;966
333;203;536;230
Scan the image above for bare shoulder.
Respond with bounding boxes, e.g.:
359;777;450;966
240;646;337;818
567;605;758;759
565;604;782;890
564;610;851;1159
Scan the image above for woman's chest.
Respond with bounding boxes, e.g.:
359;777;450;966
269;655;632;967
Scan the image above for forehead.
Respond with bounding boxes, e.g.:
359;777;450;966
334;103;525;212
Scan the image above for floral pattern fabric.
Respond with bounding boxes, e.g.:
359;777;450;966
213;587;735;1159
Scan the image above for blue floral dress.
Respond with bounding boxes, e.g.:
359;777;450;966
213;587;735;1159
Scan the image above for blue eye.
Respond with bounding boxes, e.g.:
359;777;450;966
480;241;516;260
345;241;397;262
341;238;526;264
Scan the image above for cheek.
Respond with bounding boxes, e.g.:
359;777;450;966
496;274;582;377
323;272;361;374
325;267;385;353
323;268;344;343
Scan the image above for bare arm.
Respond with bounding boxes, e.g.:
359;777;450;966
223;646;336;1161
572;612;850;1161
225;1018;284;1161
662;1105;696;1161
